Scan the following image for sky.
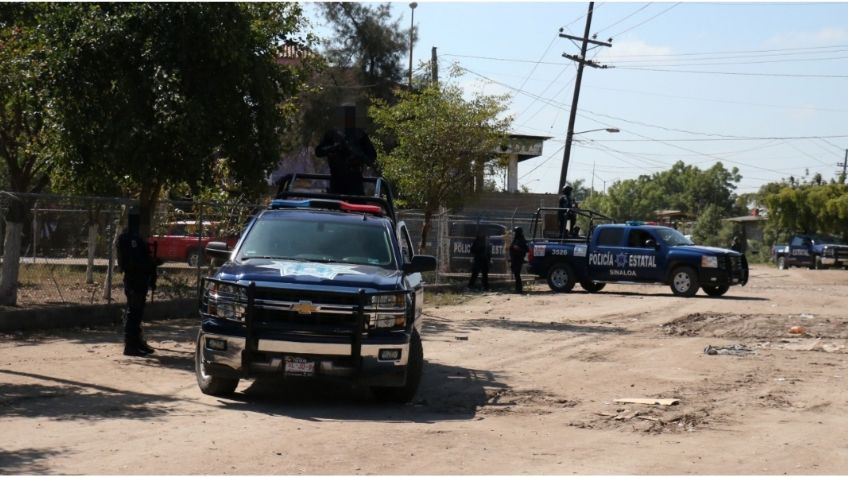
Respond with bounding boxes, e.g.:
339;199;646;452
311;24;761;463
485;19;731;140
305;1;848;196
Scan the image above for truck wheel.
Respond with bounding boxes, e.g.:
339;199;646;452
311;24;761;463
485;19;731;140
670;266;699;297
371;330;423;404
195;333;239;396
187;249;204;268
580;280;606;293
546;263;576;293
777;256;787;270
701;284;729;297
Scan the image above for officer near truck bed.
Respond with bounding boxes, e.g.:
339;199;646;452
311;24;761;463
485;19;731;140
509;227;529;294
558;185;577;238
315;105;378;196
116;207;160;356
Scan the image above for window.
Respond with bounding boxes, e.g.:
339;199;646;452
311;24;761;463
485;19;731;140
790;236;805;247
627;230;655;248
596;228;624;247
398;224;415;262
238;215;395;268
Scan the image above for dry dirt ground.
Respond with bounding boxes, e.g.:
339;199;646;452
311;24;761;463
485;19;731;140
2;264;848;474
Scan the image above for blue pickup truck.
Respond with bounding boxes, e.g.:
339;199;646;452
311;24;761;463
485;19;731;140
196;175;436;402
526;208;749;297
772;234;848;270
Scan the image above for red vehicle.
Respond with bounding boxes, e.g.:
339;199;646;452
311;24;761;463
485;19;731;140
151;221;238;266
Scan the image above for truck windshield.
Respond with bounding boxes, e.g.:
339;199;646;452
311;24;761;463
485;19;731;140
237;216;395;268
656;228;694;246
811;234;846;245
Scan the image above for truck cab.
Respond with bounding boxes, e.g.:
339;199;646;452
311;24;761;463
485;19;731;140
194;175;436;402
527;208;749;297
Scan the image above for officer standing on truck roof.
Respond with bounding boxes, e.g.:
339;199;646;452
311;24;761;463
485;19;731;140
315;105;377;196
116;206;159;357
468;233;491;291
558;185;577;239
509;227;529;294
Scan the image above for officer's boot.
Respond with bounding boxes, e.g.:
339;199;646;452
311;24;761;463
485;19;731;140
123;334;150;357
137;333;155;354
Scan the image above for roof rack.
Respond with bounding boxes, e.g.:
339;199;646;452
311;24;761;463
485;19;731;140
274;173;397;223
529;207;615;240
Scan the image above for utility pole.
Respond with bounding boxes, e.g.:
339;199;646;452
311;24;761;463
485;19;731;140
838;149;847;180
557;1;612;192
431;46;438;84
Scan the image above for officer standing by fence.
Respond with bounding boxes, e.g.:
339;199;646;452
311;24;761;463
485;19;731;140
117;206;158;356
509;227;529;294
467;233;491;291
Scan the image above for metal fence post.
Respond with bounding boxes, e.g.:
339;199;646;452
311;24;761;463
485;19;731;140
104;218;114;304
196;203;203;300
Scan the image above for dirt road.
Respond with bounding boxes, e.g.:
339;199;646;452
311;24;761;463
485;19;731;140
2;264;847;474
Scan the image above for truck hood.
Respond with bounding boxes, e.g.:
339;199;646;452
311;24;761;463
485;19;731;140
215;259;403;292
670;245;742;256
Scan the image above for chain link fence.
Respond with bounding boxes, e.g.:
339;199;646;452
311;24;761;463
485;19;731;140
0;192;545;307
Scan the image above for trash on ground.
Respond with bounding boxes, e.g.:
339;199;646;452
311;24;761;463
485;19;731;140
788;326;806;334
799;313;815;319
455;336;469;341
613;398;680;406
704;344;754;356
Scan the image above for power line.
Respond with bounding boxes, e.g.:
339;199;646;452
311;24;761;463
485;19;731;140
595;3;652;35
615;66;848;79
612;54;848;68
579;135;848;142
608;2;680;38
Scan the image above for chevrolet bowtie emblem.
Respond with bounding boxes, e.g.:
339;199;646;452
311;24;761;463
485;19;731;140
292;301;317;315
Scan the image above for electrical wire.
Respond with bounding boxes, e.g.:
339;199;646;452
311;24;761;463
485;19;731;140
614;66;848;79
608;3;680;38
594;3;653;35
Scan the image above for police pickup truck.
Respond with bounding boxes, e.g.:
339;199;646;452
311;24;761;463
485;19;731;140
526;207;748;297
772;233;848;270
195;174;436;402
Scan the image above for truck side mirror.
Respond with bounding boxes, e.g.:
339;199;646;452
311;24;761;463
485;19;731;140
645;239;658;249
206;241;231;260
403;255;437;274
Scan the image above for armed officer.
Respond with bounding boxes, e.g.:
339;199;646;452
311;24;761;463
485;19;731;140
509;227;530;294
315;105;377;196
558;185;577;238
468;233;491;291
117;206;158;356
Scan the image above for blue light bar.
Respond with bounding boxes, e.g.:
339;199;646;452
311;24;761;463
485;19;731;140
270;199;312;209
625;220;645;226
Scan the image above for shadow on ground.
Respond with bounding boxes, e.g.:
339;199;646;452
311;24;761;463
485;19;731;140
215;360;507;423
0;447;66;474
0;370;180;421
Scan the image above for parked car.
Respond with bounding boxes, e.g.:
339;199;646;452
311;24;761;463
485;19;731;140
151;221;238;267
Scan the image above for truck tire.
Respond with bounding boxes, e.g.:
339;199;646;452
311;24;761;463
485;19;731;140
187;249;204;268
371;330;423;404
580;280;606;293
546;263;576;293
701;284;729;297
670;266;699;297
777;256;787;270
195;333;239;396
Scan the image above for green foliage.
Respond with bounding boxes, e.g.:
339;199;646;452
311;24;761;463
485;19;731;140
585;161;742;222
369;83;511;213
0;3;57;195
691;204;724;246
43;3;310;205
760;180;848;240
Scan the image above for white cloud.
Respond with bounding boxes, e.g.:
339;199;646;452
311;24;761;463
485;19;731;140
766;27;848;47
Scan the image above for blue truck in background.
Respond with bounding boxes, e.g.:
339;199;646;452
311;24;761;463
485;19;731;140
196;174;436;402
772;233;848;270
526;208;749;297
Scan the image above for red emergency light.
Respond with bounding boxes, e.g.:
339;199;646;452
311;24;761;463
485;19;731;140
340;201;383;215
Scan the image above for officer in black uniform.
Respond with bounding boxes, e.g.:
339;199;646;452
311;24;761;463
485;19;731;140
558;185;577;238
315;105;377;196
468;233;491;291
117;207;158;356
509;227;529;294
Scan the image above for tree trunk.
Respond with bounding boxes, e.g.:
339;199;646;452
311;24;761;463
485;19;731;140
86;222;98;284
138;182;162;238
419;208;433;253
0;221;24;306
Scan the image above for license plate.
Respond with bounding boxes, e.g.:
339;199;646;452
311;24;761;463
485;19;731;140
284;356;315;376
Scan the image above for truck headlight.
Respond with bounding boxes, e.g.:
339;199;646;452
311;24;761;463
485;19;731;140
701;256;719;268
370;293;407;329
204;281;247;322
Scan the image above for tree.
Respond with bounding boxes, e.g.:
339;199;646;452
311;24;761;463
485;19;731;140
760;179;848;241
45;3;310;236
0;4;59;305
369;83;511;251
